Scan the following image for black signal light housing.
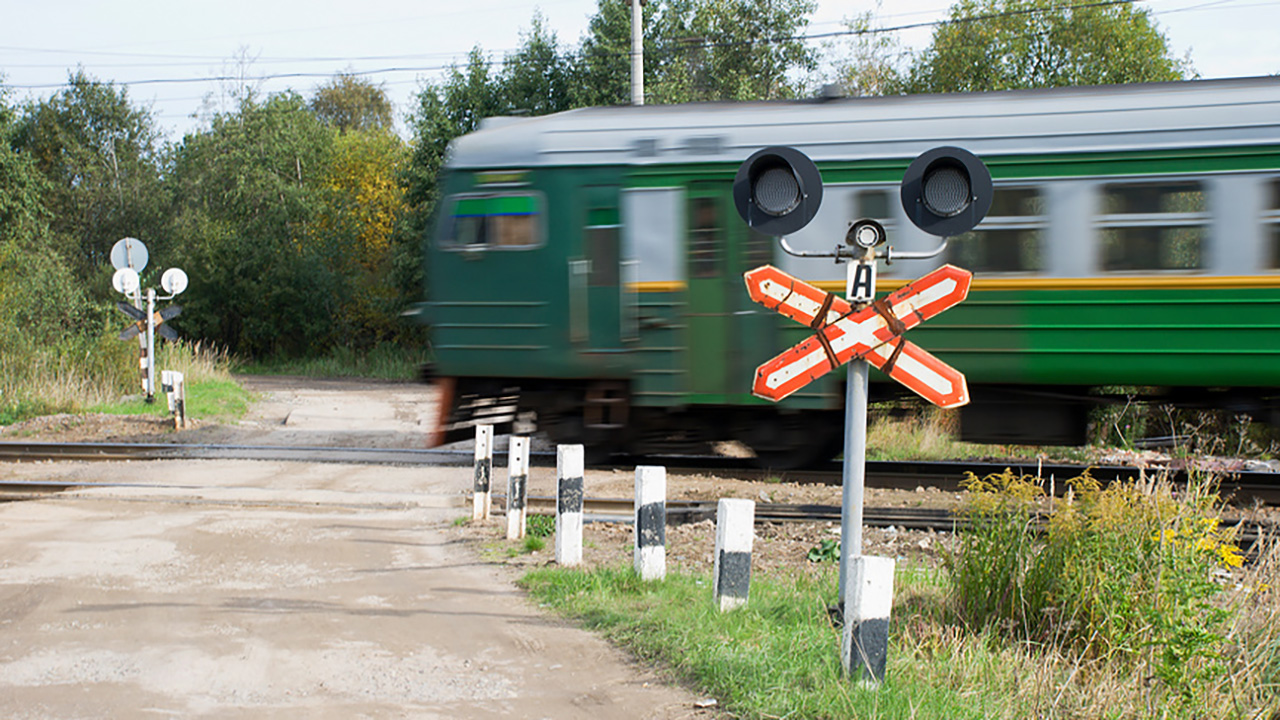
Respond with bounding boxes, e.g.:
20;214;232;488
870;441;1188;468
733;146;823;236
900;146;993;237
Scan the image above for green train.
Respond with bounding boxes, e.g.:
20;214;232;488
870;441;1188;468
415;76;1280;464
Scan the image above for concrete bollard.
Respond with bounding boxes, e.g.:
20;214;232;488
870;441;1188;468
472;425;494;521
842;555;896;685
506;436;530;540
634;465;666;581
555;444;585;566
713;498;755;611
160;370;186;429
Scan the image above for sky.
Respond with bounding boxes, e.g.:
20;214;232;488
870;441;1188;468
2;0;1278;141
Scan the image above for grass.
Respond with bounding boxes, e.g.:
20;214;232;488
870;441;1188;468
865;404;1094;463
87;341;250;422
238;343;425;380
523;564;1018;719
0;334;134;421
521;473;1280;720
87;377;250;422
523;550;1280;719
1;338;250;426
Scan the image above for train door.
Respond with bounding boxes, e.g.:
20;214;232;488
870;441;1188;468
686;183;736;402
583;185;623;350
735;227;779;393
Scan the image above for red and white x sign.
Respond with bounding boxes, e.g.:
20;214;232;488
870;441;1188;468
744;264;972;407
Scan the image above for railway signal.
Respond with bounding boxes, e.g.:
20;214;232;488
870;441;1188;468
109;237;188;404
735;145;991;686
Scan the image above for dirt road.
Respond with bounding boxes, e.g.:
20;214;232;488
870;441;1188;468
0;378;717;719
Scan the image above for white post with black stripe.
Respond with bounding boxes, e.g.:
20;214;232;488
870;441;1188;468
713;498;755;611
160;370;186;429
842;555;896;686
505;436;530;540
472;425;493;521
555;444;585;566
633;465;666;581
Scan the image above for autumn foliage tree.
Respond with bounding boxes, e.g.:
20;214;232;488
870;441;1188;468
312;127;408;346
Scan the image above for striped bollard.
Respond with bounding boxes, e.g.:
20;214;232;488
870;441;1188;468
505;436;530;540
472;425;493;521
634;465;666;581
842;555;896;686
713;498;755;611
555;445;585;566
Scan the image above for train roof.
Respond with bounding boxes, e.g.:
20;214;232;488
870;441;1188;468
446;76;1280;170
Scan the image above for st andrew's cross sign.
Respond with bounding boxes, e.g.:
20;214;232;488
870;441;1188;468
743;264;971;407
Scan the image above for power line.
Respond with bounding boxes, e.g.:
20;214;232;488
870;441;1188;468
0;0;1253;93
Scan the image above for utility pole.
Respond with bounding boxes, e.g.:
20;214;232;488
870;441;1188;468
631;0;644;105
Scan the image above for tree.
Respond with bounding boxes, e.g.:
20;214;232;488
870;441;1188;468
312;128;410;346
569;0;655;106
0;83;103;350
12;70;167;282
500;13;574;116
311;74;395;134
0;85;48;250
167;93;340;358
568;0;818;106
905;0;1194;93
404;49;505;226
650;0;818;102
822;7;908;97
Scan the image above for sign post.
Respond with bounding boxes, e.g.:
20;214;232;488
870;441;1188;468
733;145;992;685
841;255;873;590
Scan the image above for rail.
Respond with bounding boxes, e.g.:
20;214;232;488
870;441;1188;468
2;440;1277;504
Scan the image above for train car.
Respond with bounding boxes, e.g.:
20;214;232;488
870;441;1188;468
415;76;1280;465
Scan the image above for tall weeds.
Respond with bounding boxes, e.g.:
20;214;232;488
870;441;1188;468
0;334;134;421
947;469;1277;715
0;335;232;424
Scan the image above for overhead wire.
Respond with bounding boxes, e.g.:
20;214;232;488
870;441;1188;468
0;0;1262;93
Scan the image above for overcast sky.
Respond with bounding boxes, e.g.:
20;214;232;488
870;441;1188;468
2;0;1278;140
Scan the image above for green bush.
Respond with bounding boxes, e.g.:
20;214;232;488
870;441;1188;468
947;469;1243;708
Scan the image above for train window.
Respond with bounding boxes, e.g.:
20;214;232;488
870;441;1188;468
947;187;1044;273
442;193;542;249
1267;179;1280;268
586;207;620;287
689;196;722;278
856;190;893;221
1099;181;1206;271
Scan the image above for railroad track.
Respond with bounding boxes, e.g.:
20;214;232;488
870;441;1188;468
3;440;1278;505
3;480;1272;553
509;495;1274;552
0;441;474;465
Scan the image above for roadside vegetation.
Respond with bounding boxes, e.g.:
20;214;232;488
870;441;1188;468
863;404;1056;462
522;470;1279;719
1;339;249;426
237;343;424;381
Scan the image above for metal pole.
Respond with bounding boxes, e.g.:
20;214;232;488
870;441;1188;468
630;0;644;106
838;359;870;595
145;288;156;403
838;252;874;600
